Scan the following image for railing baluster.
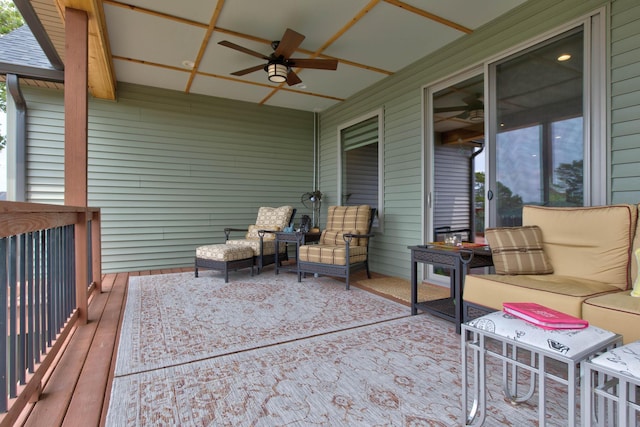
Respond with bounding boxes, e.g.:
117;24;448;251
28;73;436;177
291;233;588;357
87;220;93;286
27;232;35;374
46;228;53;347
1;238;8;412
34;230;42;363
19;234;27;385
8;235;17;399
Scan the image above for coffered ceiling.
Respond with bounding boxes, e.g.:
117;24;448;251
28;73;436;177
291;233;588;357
27;0;527;111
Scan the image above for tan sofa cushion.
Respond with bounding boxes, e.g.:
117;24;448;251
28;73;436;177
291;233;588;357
583;291;640;344
522;204;637;290
485;225;553;274
632;204;640;284
464;274;620;317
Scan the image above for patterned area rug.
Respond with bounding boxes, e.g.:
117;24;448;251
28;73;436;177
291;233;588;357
108;271;570;426
115;271;409;376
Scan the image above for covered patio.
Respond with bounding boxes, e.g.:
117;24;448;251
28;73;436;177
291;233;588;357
2;0;639;424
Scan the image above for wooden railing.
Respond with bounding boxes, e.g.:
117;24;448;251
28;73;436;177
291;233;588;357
0;201;101;424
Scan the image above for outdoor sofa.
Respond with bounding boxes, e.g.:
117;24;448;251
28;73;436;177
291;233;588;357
463;204;640;343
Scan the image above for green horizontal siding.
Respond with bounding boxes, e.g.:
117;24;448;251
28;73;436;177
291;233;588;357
24;83;315;272
611;0;640;203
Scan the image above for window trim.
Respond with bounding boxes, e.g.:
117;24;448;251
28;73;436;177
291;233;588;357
337;108;384;232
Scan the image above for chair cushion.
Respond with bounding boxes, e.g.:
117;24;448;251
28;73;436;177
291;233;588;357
255;206;294;229
196;244;254;261
325;206;370;231
299;245;368;266
485;225;553;275
245;224;280;240
523;204;637;290
320;229;362;246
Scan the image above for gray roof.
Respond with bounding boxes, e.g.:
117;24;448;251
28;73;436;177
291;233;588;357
0;25;63;81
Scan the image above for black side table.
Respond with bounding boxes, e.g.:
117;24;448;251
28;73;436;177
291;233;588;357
274;231;321;274
408;244;493;334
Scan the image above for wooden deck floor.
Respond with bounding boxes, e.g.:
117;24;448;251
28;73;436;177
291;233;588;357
14;267;192;427
14;266;422;426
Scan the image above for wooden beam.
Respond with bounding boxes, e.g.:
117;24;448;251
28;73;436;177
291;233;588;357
58;0;117;100
64;7;88;208
441;127;484;146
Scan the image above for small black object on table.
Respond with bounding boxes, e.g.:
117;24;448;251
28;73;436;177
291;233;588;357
408;244;493;334
275;231;322;274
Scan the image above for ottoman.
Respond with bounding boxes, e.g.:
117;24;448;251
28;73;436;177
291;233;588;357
584;340;640;426
195;244;254;283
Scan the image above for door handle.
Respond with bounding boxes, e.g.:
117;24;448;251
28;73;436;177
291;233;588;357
487;189;494;201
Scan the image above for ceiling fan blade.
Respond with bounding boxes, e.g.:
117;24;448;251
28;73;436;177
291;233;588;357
218;40;269;60
231;64;265;76
286;70;302;86
288;58;338;70
274;28;305;59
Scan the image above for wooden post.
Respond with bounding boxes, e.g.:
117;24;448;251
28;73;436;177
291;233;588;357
65;7;89;323
64;7;88;207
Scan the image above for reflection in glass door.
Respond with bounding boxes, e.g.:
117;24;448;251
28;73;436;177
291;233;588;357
431;73;485;243
489;27;585;226
429;72;485;283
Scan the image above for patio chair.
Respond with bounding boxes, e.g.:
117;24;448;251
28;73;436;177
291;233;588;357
297;205;376;289
225;205;296;273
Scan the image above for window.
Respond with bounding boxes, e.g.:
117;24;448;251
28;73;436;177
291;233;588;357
338;111;383;230
486;22;604;226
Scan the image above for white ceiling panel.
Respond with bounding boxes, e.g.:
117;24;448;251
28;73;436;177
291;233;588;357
265;90;340;112
325;2;464;72
28;0;531;112
189;74;274;105
120;0;214;25
402;0;529;29
113;60;190;93
215;0;372;52
104;4;205;69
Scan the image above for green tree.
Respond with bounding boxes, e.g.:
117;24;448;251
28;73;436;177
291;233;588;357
0;0;25;150
554;159;584;205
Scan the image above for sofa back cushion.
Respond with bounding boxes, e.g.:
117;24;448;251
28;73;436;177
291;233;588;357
523;205;637;290
633;203;640;283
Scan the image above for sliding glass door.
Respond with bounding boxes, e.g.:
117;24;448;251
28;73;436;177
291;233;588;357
488;27;585;226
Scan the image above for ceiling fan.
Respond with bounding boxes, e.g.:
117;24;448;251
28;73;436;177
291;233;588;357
434;94;484;121
218;28;338;86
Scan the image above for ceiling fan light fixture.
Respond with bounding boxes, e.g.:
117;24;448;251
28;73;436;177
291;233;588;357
267;63;288;83
468;109;484;122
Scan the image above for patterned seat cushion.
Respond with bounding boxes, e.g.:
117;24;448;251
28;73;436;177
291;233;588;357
196;244;253;261
298;244;368;265
244;206;294;240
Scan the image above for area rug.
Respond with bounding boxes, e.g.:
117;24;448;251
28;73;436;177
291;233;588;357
107;314;570;426
115;271;409;376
